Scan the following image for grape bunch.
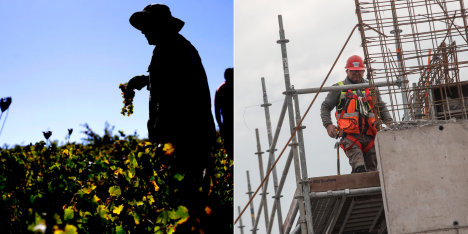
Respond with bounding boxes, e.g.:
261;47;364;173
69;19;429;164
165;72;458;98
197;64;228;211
119;83;135;116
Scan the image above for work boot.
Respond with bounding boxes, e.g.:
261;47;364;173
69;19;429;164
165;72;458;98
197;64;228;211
353;165;367;173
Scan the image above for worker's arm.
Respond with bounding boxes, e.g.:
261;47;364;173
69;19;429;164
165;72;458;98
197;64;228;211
321;86;341;137
375;89;393;125
128;75;149;91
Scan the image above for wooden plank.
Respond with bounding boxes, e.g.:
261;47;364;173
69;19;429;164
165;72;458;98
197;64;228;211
307;171;380;193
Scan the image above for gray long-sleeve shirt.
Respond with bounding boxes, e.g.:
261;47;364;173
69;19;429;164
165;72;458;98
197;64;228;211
320;76;393;128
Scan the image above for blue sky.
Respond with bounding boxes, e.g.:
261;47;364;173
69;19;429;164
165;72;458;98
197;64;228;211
0;0;233;146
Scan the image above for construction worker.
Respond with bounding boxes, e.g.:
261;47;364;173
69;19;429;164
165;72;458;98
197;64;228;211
320;55;393;173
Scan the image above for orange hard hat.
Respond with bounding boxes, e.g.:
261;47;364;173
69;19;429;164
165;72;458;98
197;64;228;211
345;55;366;70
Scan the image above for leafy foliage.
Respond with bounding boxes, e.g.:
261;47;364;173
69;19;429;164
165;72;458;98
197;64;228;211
0;124;233;233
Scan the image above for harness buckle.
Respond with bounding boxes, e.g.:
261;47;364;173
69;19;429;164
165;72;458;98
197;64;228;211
358;97;368;117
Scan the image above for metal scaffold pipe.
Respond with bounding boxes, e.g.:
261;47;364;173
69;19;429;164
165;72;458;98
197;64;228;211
282;80;400;95
277;14;314;234
246;171;258;233
254;128;270;230
238;206;246;234
261;77;284;234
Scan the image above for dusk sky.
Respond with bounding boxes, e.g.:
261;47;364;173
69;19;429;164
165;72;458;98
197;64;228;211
0;0;233;146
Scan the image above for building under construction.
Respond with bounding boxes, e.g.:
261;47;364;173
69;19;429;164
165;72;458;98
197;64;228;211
237;0;468;233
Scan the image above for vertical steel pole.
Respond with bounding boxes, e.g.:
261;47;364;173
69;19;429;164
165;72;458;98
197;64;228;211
261;77;284;234
238;206;246;234
389;0;409;120
255;128;270;230
291;94;314;233
277;15;314;234
246;171;258;233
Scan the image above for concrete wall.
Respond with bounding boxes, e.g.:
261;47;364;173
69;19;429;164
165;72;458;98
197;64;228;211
375;121;468;234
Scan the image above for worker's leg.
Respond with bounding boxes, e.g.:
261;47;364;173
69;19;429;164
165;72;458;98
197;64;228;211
361;134;378;171
342;135;365;171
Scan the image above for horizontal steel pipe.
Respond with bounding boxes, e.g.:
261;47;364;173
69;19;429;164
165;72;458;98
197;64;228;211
309;187;381;199
283;81;400;95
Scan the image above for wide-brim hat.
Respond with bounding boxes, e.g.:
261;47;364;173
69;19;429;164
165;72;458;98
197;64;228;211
129;4;184;32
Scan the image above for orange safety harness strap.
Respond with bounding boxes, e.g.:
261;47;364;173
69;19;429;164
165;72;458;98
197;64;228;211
339;131;375;156
338;88;375;156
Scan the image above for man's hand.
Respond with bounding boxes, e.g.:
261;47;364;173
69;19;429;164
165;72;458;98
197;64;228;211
326;124;338;138
384;120;393;127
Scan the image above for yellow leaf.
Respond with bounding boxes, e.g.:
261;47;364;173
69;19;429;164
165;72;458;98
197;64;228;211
148;195;155;205
93;195;101;203
152;181;160;191
113;204;124;215
63;224;78;234
145;142;152;146
62;149;69;156
177;216;189;225
163;143;174;155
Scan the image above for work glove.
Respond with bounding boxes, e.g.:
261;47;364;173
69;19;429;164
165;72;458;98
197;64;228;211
128;75;149;91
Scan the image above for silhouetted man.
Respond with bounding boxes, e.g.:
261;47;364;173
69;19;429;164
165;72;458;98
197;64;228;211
127;5;218;233
214;68;233;159
127;4;216;169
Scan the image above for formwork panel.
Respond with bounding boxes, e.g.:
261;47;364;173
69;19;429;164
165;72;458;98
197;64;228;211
375;121;468;234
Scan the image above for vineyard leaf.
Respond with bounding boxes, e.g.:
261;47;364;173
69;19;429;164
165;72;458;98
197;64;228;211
151;180;159;191
116;225;126;234
93;195;101;203
167;224;176;234
173;173;184;181
176;206;189;225
205;206;212;215
156;210;168;226
162;143;174;155
64;207;74;220
109;186;121;197
134;212;140;225
63;224;78;234
168;209;179;220
147;195;155;205
113;204;124;215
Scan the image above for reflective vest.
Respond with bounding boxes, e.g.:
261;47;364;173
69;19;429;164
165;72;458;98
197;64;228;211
335;81;378;153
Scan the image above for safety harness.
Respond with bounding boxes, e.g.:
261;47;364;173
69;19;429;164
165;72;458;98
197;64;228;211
335;81;377;156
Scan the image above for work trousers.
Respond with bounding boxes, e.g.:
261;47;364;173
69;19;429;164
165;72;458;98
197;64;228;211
342;133;377;172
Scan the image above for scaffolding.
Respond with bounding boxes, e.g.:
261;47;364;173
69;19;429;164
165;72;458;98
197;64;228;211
236;0;468;233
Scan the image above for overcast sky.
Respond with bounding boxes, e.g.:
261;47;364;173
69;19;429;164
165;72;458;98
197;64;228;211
0;0;232;146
